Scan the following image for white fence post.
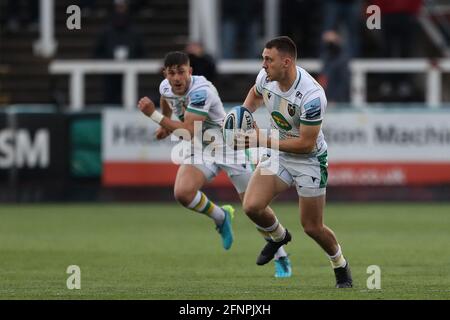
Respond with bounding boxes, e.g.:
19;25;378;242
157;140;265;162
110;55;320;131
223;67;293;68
124;71;138;110
70;70;84;111
351;62;366;107
426;63;441;108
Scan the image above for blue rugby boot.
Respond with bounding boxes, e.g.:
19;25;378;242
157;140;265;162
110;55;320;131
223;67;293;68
274;255;292;278
216;205;235;250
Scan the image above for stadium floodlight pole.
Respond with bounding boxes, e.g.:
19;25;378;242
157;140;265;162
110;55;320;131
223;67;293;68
33;0;58;58
265;0;280;39
189;0;201;44
189;0;219;58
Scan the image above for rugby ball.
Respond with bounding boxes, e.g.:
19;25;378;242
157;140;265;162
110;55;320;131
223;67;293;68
223;106;254;146
223;106;254;131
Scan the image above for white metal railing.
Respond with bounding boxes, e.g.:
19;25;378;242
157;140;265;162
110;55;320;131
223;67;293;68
49;59;450;111
349;59;447;108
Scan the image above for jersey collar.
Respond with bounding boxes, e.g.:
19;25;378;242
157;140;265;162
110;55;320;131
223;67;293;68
277;68;301;97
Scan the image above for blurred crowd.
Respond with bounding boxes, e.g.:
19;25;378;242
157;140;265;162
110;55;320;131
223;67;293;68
222;0;426;104
1;0;437;104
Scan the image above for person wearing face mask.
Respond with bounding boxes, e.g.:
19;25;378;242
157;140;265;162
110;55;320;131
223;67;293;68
93;0;144;105
318;30;350;105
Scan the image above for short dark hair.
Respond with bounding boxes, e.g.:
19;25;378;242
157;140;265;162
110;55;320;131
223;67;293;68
163;51;190;68
265;36;297;59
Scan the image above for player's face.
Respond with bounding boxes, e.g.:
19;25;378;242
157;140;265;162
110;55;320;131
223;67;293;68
262;48;285;81
165;64;192;95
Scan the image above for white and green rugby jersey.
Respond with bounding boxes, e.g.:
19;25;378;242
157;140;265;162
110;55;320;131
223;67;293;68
255;66;328;157
159;75;225;132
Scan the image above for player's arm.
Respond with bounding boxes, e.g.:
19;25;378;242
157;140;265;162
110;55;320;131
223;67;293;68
160;96;172;118
250;92;324;153
154;97;173;140
138;96;205;138
243;85;264;113
267;124;320;154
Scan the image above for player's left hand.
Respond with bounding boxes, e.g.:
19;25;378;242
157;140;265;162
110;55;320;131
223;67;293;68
138;96;156;117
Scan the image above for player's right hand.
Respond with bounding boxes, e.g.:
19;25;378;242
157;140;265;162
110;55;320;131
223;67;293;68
155;127;171;140
138;96;156;117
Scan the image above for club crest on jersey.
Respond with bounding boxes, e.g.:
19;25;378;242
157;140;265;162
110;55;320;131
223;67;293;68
287;104;296;117
271;111;292;131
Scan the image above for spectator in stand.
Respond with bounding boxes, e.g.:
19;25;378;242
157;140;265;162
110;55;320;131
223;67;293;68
93;0;144;105
127;0;154;16
372;0;423;101
4;0;39;33
280;0;324;58
373;0;423;58
185;42;217;84
321;0;363;59
221;1;263;59
318;30;350;104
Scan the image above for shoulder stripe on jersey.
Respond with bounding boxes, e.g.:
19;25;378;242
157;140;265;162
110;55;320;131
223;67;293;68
300;119;322;126
189;90;207;107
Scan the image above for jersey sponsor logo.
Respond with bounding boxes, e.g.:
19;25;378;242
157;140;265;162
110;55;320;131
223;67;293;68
304;97;321;120
287;104;296;117
271;111;292;131
189;90;207;108
296;91;302;99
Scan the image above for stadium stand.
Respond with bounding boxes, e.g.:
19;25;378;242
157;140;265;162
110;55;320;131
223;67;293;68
1;0;450;106
0;0;188;106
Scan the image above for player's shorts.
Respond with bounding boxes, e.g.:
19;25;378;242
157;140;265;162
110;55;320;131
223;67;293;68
257;150;328;197
183;144;254;194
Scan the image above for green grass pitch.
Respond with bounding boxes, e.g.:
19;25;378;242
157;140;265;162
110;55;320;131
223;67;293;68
0;202;449;300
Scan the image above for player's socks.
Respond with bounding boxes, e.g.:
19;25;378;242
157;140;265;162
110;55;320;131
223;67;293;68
187;191;225;226
328;244;347;269
256;219;287;241
329;244;353;288
274;245;288;260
